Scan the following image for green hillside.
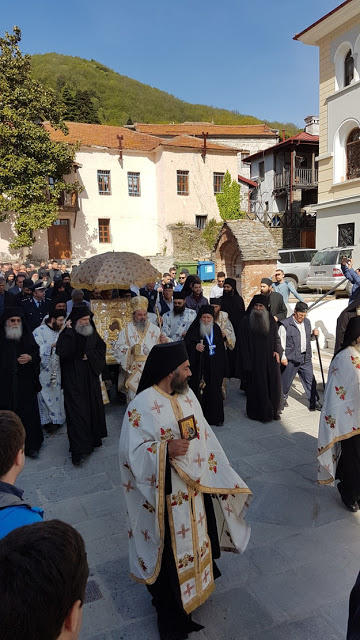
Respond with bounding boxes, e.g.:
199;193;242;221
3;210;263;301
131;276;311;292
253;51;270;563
30;53;300;135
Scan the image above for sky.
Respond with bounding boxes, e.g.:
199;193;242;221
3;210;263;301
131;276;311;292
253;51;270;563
1;0;341;127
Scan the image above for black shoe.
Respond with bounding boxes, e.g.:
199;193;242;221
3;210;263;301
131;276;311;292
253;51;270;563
72;454;85;466
283;399;289;407
93;439;102;447
25;448;39;458
309;401;322;412
338;483;359;512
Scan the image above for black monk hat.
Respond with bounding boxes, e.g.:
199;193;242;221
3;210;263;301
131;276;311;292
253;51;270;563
68;305;92;323
173;290;186;300
137;341;189;395
210;297;222;305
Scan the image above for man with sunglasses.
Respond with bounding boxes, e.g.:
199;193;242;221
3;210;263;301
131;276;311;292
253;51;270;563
272;269;304;304
174;270;189;292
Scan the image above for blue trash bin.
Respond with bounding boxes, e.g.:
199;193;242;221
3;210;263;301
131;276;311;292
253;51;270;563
197;261;215;281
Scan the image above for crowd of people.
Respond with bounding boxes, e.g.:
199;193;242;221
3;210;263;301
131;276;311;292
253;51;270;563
2;257;360;639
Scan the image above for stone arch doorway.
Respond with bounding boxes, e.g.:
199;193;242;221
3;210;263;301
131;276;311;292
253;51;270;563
213;220;279;304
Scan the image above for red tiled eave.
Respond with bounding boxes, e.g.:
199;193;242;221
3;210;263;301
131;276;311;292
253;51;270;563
243;132;319;163
238;175;258;187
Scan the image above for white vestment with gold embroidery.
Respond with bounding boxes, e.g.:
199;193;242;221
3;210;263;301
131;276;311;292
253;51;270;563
216;311;236;350
114;322;160;401
119;385;252;614
318;345;360;485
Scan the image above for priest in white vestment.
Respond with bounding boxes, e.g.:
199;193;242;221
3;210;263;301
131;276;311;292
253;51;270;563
318;316;360;513
114;296;167;402
162;291;196;342
33;309;66;429
119;341;252;640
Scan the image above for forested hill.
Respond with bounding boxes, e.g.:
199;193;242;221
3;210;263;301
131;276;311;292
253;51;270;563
30;53;300;135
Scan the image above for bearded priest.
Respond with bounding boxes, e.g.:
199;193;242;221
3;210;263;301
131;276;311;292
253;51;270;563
119;341;252;640
114;296;168;402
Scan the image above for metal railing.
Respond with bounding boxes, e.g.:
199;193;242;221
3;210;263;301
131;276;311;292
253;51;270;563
274;168;318;189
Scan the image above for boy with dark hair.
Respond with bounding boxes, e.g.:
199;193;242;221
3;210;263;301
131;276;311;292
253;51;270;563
0;410;43;538
0;519;89;640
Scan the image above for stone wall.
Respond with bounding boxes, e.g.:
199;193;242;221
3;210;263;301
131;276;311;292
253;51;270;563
167;225;211;260
241;259;277;306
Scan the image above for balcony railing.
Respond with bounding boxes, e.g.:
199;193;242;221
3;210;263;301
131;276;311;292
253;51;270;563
274;168;318;189
58;190;79;211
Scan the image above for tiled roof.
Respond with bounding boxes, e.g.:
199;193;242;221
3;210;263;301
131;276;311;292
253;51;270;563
43;121;165;152
43;122;239;154
134;122;278;137
243;132;319;162
161;135;239;153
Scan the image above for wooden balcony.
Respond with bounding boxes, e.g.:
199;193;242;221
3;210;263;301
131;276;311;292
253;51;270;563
274;168;318;190
58;190;79;212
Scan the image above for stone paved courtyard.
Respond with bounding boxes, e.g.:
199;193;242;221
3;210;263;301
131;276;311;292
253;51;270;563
20;350;357;640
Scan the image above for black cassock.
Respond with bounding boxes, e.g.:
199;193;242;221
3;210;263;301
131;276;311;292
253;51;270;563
238;315;283;422
0;327;43;453
185;322;227;425
56;327;107;454
220;292;245;378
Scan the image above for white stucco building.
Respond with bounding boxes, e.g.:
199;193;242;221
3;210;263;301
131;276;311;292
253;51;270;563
132;121;279;179
295;0;360;248
0;122;239;261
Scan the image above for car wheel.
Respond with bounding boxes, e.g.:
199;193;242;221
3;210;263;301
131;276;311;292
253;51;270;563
286;277;298;290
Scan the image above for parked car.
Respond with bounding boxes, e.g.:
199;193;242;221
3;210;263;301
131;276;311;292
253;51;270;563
277;248;317;290
306;246;360;294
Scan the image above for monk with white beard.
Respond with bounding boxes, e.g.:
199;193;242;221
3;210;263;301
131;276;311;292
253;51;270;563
184;306;227;426
0;308;43;457
56;305;107;465
238;295;283;423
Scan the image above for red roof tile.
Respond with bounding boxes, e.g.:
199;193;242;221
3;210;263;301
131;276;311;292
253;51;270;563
243;132;319;162
43;121;165;152
134;122;278;137
43;122;239;154
161;135;239;153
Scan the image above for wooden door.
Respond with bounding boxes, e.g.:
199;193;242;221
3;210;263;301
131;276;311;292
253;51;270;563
47;219;71;259
300;229;315;248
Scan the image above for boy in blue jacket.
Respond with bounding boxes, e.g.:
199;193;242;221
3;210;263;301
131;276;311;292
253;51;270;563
0;410;43;539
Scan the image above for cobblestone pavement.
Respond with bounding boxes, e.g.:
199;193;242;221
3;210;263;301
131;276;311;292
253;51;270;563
20;350;356;640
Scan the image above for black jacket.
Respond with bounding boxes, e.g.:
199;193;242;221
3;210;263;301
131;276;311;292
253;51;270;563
268;292;287;322
22;298;50;331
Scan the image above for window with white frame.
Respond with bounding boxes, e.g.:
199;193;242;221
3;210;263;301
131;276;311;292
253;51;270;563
344;50;355;87
128;172;141;196
347;128;360;180
97;170;111;195
177;170;189;196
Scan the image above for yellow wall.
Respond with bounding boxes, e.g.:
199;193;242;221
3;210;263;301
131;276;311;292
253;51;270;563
318;15;360;202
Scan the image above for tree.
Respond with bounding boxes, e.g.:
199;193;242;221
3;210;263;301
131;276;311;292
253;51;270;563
0;27;80;250
73;90;100;123
216;170;245;220
61;85;77;121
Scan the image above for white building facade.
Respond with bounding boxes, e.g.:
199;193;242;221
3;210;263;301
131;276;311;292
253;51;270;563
295;0;360;249
0;122;239;261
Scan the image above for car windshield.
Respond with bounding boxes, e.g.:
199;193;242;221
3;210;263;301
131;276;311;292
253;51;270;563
310;251;339;266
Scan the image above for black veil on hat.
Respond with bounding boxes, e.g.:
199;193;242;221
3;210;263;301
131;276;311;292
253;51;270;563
342;316;360;350
181;275;197;297
137;341;189;395
68;305;93;323
246;294;270;314
224;278;239;295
